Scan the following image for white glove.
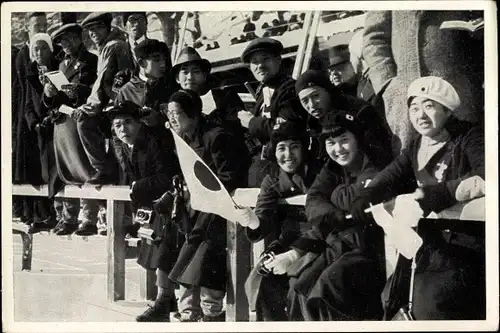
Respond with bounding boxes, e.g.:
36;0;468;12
263;250;301;275
393;194;424;227
455;175;485;201
234;207;260;230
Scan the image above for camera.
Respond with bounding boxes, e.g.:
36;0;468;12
134;208;162;245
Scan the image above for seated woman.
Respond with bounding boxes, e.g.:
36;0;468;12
351;76;485;320
235;121;322;321
285;110;388;321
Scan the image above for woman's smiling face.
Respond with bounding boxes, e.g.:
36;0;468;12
325;130;359;167
275;139;304;173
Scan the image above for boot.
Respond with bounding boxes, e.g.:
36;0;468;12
136;302;172;322
74;222;98;236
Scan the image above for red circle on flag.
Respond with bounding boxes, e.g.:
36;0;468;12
193;161;221;191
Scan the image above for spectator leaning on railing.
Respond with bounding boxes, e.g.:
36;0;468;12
351;76;485;320
235;121;322;322
286;110;388;321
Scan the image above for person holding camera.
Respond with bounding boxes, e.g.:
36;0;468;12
107;101;182;322
42;23;98;236
234;121;321;321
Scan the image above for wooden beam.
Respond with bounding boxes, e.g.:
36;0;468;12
12;223;32;271
140;269;158;301
107;200;126;302
12;184;132;201
226;222;251;322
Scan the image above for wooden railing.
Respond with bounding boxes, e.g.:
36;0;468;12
11;184;485;321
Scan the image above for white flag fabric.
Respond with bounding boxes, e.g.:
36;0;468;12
370;201;423;259
200;90;217;115
169;128;239;223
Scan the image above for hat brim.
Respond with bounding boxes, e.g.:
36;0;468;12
242;46;281;63
172;58;211;76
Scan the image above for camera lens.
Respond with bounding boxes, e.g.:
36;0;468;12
137;211;145;219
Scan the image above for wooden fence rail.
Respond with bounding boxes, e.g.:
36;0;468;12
11;184;485;321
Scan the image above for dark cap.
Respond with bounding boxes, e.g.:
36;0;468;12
135;39;169;60
172;47;211;76
122;12;147;24
320;110;363;142
168;89;203;119
241;37;283;63
270;121;309;148
82;12;113;29
28;12;46;20
328;44;350;67
295;70;332;94
107;100;142;121
51;23;82;44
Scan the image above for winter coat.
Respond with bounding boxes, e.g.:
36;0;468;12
362;10;484;154
168;118;249;291
287;156;386;321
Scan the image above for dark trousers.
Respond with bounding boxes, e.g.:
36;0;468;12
54;198;80;224
256;274;289;321
15;195;54;224
77;115;108;173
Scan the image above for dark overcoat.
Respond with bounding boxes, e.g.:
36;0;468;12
43;45;98;194
112;125;182;272
287;157;387;321
244;162;321;311
168;118;249;291
360;118;485;320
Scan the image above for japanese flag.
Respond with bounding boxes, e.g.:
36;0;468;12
169;128;239;223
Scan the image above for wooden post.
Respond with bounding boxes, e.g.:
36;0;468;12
140;268;158;301
107;200;126;302
226;222;251;322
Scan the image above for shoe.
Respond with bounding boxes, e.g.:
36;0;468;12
74;222;98;236
55;223;78;236
99;229;107;236
28;222;53;234
136;303;171;322
202;311;226;322
86;172;111;185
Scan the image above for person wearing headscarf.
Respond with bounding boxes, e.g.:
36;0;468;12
351;76;485;320
21;32;59;233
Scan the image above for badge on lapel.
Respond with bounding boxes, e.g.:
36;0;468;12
434;161;448;183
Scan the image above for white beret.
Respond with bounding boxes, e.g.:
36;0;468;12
407;76;461;111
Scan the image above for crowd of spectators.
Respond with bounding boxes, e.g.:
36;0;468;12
11;10;485;323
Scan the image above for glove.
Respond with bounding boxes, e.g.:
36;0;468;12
393;194;424;227
153;191;175;215
234;207;260;229
263;250;301;275
350;195;372;224
455;175;485;201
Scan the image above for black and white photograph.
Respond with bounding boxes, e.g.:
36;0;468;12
1;1;498;332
